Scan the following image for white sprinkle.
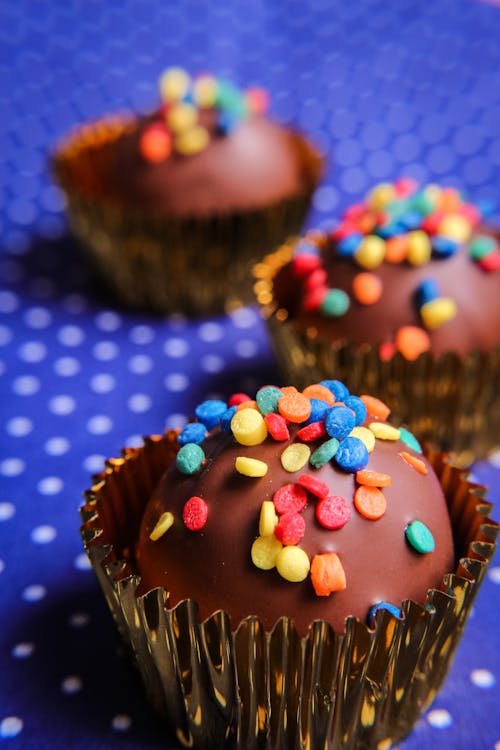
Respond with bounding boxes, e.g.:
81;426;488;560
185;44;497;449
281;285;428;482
54;357;81;376
470;668;496;688
128;393;152;413
230;306;258;328
6;416;33;437
0;716;23;738
18;341;47;363
69;612;90;627
95;311;122;331
22;584;47;603
427;708;452;729
164;373;189;392
129;324;155;344
58;324;85;346
13;374;40;396
198;321;223;342
83;455;105;473
37;476;63;495
165;413;188;430
200;354;224;373
89;373;116;393
164;337;190;357
0;290;19;313
61;675;83;695
111;714;132;732
24;306;52;329
93;340;119;361
0;502;16;521
0;458;25;477
235;339;258;358
12;642;35;659
86;415;113;435
45;437;70;456
127;354;153;374
74;553;91;571
0;325;13;346
31;525;57;544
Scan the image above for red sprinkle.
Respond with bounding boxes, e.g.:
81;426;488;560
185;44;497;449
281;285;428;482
228;392;251;407
304;268;328;291
274;512;306;545
303;286;328;311
420;211;444;235
296;421;327;442
292;254;321;277
273;484;308;514
315;495;351;530
331;221;357;241
296;474;329;500
183;496;208;531
379;340;396;362
265;412;290;441
479;250;500;272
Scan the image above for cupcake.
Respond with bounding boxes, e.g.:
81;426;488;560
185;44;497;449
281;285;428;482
81;378;498;750
53;67;322;315
254;180;500;464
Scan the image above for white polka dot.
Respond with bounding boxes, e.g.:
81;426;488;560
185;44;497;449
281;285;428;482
12;642;35;659
61;675;83;695
86;415;113;435
487;448;500;468
129;324;155;344
165;413;188;430
164;373;189;392
230;306;258;328
313;185;339;212
0;559;4;574
49;395;76;415
164;336;190;357
0;324;13;346
54;357;81;376
45;437;70;456
22;584;46;602
13;374;40;395
470;669;496;688
127;354;153;374
74;553;91;571
427;709;452;729
198;321;223;342
58;324;85;346
93;340;119;361
37;476;63;495
62;294;87;314
24;306;52;329
200;354;225;373
83;455;105;473
112;714;132;732
18;341;47;363
6;417;33;437
125;434;143;448
90;373;116;393
0;458;25;477
69;612;90;627
31;525;57;544
235;339;258;358
0;716;23;738
0;290;19;313
95;311;122;331
0;502;16;521
128;393;152;413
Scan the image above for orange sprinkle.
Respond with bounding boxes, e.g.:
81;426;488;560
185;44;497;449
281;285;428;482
356;470;392;487
400;451;428;475
352;272;383;305
310;553;346;596
236;400;259;411
278;391;311;423
354;485;387;520
139;125;172;163
438;187;461;212
384;235;408;263
302;383;335;404
280;386;298;397
395;326;431;361
360;394;391;421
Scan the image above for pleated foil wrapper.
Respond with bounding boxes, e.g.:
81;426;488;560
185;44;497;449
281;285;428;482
52;118;322;316
254;244;500;466
81;431;498;750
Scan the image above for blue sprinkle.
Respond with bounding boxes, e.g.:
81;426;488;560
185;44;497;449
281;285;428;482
325;405;356;439
305;398;329;425
344;395;367;426
178;422;207;446
194;400;228;429
476;198;496;218
334;436;369;472
218;110;240;134
320;379;350;402
375;223;405;239
367;602;402;629
399;427;423;454
337;233;362;257
416;278;440;308
398;211;422;230
432;235;459;258
220;406;237;431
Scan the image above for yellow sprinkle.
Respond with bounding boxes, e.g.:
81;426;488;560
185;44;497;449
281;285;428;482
149;511;174;541
437;214;472;243
420;297;458;330
167;102;198;133
406;230;432;266
259;500;278;537
424;184;442;203
231;408;268;446
368;182;397;211
159;67;190;102
193;74;218;107
276;546;310;582
175;125;210;155
235;456;268;477
251;535;282;570
354;235;386;270
369;422;401;441
280;443;311;472
350;426;376;452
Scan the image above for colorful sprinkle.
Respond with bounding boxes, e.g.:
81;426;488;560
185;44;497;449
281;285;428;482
349;426;376;452
178;422;207;446
420;297;457;330
274;512;306;545
175;125;210;155
344;395;367;426
139;124;172;163
159;67;190;101
228;392;251;407
264;412;290;441
176;443;205;475
278;391;311;423
167;102;198;132
320;380;350;401
405;520;435;553
315;495;351;529
220;406;237;431
406;230;432;265
354;235;386;269
400;451;428;475
296;421;327;442
230;408;268;446
325;405;356;439
399;427;423;453
251;535;282;570
259;501;278;537
273;484;308;514
369;422;400;441
302;383;336;404
354;485;387;520
235;456;268;477
183;496;208;531
195;399;227;429
469;235;497;261
367;602;402;628
394;325;431;360
310;553;346;596
149;511;174;541
276;546;310;582
310;437;339;468
360;395;390;421
256;386;283;415
304;398;330;425
281;443;311;472
352;272;383;305
296;473;329;499
356;470;392;487
320;288;350;317
334;436;369;472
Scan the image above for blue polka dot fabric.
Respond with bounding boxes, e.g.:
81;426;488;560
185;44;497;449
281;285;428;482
1;0;500;747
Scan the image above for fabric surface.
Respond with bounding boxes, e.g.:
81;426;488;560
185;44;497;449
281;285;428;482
0;1;499;748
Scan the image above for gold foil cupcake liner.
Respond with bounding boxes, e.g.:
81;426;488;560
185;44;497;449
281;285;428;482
52;117;323;316
81;432;498;750
254;244;500;465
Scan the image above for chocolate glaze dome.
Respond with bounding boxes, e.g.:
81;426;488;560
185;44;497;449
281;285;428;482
135;382;455;635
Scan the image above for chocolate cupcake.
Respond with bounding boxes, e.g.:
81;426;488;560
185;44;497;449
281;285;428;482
254;180;500;463
53;67;322;315
81;378;498;750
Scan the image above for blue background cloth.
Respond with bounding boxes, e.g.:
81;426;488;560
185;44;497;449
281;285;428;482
0;0;499;747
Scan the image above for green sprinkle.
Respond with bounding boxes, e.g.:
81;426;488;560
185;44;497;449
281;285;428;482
256;386;283;415
469;235;496;261
399;427;423;454
320;289;350;317
310;438;339;468
176;443;205;475
409;191;435;216
405;520;435;554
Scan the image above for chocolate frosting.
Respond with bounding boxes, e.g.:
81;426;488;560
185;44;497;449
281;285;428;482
135;424;455;635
